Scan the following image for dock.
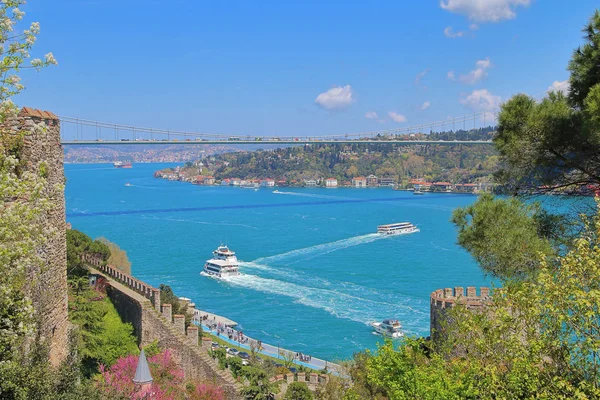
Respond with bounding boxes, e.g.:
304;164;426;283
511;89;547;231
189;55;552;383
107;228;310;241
193;309;237;328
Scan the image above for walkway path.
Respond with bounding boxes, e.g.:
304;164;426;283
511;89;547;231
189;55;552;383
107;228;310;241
196;321;342;375
194;309;237;327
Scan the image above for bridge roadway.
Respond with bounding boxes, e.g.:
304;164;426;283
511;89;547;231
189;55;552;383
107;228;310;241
61;139;493;146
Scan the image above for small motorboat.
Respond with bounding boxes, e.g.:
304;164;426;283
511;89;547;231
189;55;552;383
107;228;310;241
370;319;404;338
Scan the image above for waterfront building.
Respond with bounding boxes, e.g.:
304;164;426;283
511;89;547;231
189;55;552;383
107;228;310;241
411;180;432;192
304;179;317;187
379;177;395;187
231;178;241;186
221;179;230;186
195;175;204;184
204;176;215;185
260;179;275;187
432;182;454;192
325;178;338;188
366;175;378;187
276;179;287;187
352;177;367;188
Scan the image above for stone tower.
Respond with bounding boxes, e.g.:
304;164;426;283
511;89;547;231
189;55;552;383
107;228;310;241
430;286;490;344
5;107;69;366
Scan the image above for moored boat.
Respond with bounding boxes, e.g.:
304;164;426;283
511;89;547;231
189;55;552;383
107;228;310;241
377;222;419;235
114;161;133;168
370;319;404;338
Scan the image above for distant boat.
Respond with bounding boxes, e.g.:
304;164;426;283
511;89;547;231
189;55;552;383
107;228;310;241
114;161;133;168
124;182;132;187
377;222;419;235
413;189;424;195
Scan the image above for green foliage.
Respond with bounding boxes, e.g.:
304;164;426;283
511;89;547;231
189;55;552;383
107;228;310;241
67;229;110;278
0;333;102;400
366;340;477;400
227;356;243;378
451;193;555;280
68;282;138;377
568;10;600;109
239;366;279;400
143;340;161;358
212;348;227;369
495;10;600;195
159;284;194;328
284;382;313;400
97;237;131;274
170;139;498;185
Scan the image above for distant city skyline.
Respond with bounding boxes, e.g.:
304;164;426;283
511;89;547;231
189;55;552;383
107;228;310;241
14;0;598;136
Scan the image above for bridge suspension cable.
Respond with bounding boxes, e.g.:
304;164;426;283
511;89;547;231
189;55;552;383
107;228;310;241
58;82;568;143
59;110;495;143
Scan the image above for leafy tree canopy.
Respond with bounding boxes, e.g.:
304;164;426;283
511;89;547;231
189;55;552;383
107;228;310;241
494;10;600;195
284;381;313;400
451;193;557;280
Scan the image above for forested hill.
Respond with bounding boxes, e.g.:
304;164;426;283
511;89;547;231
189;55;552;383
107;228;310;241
207;138;499;184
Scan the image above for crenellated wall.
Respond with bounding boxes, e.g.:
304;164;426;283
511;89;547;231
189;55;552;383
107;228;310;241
85;259;242;399
268;372;329;394
2;108;69;366
430;286;491;343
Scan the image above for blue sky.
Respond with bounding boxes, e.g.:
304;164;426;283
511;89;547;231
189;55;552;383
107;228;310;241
14;0;600;137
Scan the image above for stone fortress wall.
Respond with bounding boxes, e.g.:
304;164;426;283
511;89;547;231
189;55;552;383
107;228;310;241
85;257;242;399
430;286;491;342
3;108;70;366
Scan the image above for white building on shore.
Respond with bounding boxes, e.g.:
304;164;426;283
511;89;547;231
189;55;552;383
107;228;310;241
260;179;275;187
352;177;367;188
325;178;338;188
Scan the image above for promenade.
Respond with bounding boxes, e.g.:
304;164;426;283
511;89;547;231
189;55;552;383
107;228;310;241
194;317;342;375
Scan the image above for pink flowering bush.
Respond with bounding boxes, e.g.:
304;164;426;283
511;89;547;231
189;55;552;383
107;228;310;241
97;349;224;400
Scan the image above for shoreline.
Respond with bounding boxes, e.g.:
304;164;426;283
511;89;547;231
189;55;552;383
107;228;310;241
192;309;342;374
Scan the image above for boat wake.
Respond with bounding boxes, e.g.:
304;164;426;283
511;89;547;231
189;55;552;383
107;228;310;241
221;273;428;328
254;233;385;264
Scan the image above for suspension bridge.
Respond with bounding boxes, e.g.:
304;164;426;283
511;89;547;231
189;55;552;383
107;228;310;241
58;110;496;146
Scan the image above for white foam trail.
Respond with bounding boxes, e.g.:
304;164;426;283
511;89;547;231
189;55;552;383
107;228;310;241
221;273;427;326
254;233;385;264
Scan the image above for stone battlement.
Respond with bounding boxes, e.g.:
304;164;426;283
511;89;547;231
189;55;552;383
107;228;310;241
430;286;490;309
430;286;492;342
84;254;161;312
268;372;329;394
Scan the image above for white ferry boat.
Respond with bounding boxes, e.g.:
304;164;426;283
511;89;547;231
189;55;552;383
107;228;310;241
370;319;404;338
377;222;419;235
203;245;240;278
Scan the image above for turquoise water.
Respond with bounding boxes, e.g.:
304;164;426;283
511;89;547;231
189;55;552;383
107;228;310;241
65;163;489;361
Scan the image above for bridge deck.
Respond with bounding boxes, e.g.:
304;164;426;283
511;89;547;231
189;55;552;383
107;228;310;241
61;140;493;145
